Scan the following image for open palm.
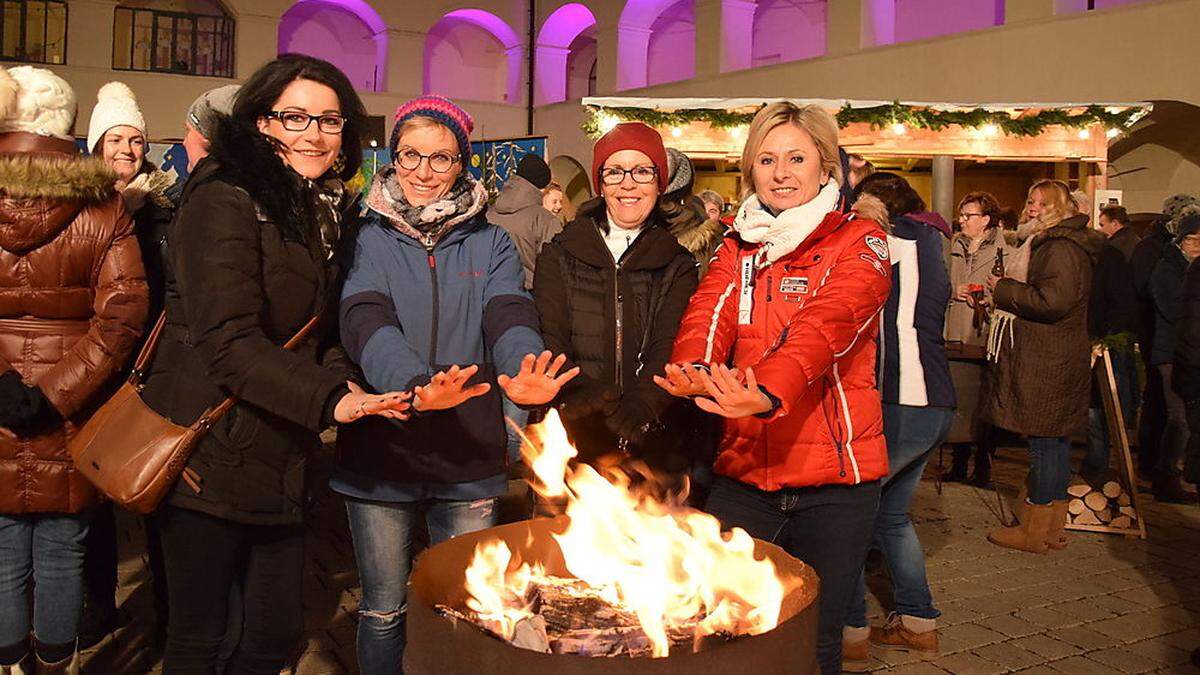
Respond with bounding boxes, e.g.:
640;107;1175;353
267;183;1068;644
693;365;774;419
414;364;491;412
498;351;580;406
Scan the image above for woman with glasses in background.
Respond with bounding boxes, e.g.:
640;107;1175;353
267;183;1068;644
141;55;413;673
533;122;699;495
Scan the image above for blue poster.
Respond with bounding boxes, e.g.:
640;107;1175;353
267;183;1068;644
467;137;548;198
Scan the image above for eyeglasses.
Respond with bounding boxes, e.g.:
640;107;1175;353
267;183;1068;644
395;148;459;174
265;110;345;134
958;212;986;222
600;166;657;186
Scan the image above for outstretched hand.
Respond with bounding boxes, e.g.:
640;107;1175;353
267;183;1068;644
414;365;491;412
654;363;711;398
333;382;412;423
692;365;774;419
498;351;580;406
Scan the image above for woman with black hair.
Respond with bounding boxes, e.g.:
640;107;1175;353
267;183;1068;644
141;54;410;673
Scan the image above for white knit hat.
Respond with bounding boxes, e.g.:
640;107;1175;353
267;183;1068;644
87;81;145;153
0;66;76;141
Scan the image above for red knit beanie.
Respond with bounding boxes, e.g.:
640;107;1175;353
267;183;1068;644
591;122;669;193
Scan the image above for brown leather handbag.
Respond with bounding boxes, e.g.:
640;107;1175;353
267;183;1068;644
68;312;320;515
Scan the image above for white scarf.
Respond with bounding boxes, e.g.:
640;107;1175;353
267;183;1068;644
733;181;841;265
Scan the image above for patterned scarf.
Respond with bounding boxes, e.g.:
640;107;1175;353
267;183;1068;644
366;165;488;248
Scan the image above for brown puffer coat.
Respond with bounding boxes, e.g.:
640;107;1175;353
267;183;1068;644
0;132;148;514
980;215;1103;438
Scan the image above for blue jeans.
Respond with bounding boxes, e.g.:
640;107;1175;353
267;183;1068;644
1029;436;1072;504
501;396;529;465
1084;348;1140;477
705;476;880;675
0;512;90;648
848;404;953;627
346;497;499;675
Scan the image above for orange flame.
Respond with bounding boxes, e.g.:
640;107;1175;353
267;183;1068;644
464;409;789;657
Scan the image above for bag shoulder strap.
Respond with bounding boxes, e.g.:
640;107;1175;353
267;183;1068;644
129;312;167;385
195;314;323;430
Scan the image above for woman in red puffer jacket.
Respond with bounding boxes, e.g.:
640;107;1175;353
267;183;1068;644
656;102;890;675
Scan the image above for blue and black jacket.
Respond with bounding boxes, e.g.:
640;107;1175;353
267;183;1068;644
333;206;543;488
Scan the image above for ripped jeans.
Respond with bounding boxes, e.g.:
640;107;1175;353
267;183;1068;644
345;496;498;674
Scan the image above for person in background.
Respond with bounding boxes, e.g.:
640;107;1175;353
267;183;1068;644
842;174;955;669
180;85;240;173
1070;189;1092;224
1170;233;1200;502
490;153;562;290
943;191;1010;486
335;95;577;673
542;180;565;218
698;188;725;221
534;123;699;492
658;103;890;674
846;153;875;188
1132;195;1196;478
662;148;724;277
141;55;412;672
982;179;1103;553
1082;205;1140;483
0;65;148;675
1149;209;1200;503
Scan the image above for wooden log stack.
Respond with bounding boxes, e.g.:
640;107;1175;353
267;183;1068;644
1066;481;1137;529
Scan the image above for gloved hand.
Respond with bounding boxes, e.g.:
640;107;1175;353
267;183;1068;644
0;371;62;438
558;383;619;421
605;396;658;446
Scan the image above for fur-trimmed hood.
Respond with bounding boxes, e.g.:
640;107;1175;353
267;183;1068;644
0;139;118;252
1032;213;1105;262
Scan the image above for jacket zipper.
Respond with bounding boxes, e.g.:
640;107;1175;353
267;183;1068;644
614;261;624;391
821;387;848;478
424;235;439;365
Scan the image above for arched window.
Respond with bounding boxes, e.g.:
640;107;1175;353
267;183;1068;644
1;0;67;64
617;0;695;90
535;3;596;105
866;0;1003;46
751;0;825;68
113;0;233;77
425;9;522;104
279;0;386;92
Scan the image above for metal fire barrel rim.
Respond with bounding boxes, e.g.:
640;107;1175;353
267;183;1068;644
405;517;821;675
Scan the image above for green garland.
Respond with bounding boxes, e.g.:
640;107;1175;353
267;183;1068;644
582;102;1141;139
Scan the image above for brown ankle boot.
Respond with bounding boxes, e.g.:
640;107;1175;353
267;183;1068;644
841;635;871;672
1013;484;1029;523
0;652;33;675
989;501;1054;553
1046;499;1070;550
869;613;938;658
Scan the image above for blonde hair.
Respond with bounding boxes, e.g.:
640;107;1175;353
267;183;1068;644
394;115;451;149
542;181;563;195
1027;179;1073;228
739;102;842;200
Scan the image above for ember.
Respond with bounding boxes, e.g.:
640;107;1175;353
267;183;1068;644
454;410;795;658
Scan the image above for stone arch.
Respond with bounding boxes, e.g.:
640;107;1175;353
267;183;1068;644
617;0;695;90
278;0;387;91
750;0;826;68
549;154;592;216
535;3;597;105
866;0;1004;46
424;8;523;104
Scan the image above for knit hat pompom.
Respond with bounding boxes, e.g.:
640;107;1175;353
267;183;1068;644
87;80;146;153
591;122;669;194
389;95;475;165
0;66;76;141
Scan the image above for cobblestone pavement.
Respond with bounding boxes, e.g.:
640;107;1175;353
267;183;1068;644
81;446;1200;674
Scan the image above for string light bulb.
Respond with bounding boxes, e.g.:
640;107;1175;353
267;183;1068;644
981;123;999;137
1077;129;1091;140
1106;128;1121;139
598;113;620;134
730;125;746;139
891;123;907;136
671;126;683;138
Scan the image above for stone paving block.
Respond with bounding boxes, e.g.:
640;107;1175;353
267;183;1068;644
1121;636;1194;667
1015;606;1082;630
294;650;346;675
1155;603;1200;628
1084;645;1164;673
882;662;949;674
1047;598;1120;623
1158;627;1200;650
937;600;987;627
1047;655;1126;674
877;646;927;667
971;641;1046;670
977;613;1043;638
929;651;1007;674
1015;666;1060;675
1088;609;1188;643
1087;592;1147;616
1047;625;1118;651
937;623;1008;654
1011;634;1085;660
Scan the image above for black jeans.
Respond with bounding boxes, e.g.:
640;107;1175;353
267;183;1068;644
705;476;881;675
159;505;304;675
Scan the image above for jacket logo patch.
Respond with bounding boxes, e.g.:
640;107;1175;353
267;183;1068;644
458;270;484;278
865;235;889;260
779;276;808;295
859;253;887;276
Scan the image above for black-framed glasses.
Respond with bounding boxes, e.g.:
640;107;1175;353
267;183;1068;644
395;148;459;174
600;166;657;186
958;212;985;222
265;110;345;134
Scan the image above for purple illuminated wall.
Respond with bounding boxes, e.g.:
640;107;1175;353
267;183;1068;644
869;0;1004;46
752;0;826;67
535;3;597;104
646;0;695;86
278;0;386;92
1056;0;1153;10
425;9;522;104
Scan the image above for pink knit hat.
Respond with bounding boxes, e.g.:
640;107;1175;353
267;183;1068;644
591;122;669;193
390;95;474;164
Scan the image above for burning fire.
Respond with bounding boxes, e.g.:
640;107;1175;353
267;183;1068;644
462;410;789;657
